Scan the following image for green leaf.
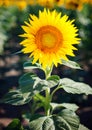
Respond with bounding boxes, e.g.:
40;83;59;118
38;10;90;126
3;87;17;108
6;119;24;130
0;90;31;105
58;109;80;130
1;73;60;105
47;75;60;82
29;109;80;130
0;90;23;105
23;113;43;123
19;72;37;88
47;75;60;88
23;61;41;70
50;103;79;112
19;73;59;94
60;78;92;95
78;124;89;130
3;73;48;105
62;59;81;69
30;116;55;130
19;72;48;93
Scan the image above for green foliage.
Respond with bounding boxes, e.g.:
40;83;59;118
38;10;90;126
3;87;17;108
62;60;81;70
19;72;60;94
59;78;92;95
23;61;41;70
50;103;79;112
0;33;7;53
0;6;17;53
1;60;92;129
29;109;79;130
0;7;17;33
77;4;92;50
6;119;24;130
78;124;89;130
0;90;30;105
1;73;60;105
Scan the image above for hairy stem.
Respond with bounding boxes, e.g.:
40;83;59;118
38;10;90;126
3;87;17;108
51;85;62;99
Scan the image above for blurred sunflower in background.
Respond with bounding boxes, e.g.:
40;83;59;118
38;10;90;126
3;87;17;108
37;0;64;7
0;0;27;9
54;0;64;7
37;0;55;8
64;0;83;10
83;0;92;4
0;0;92;10
14;0;27;10
0;0;13;7
20;9;80;69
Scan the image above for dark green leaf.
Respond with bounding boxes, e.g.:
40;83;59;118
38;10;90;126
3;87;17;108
0;90;24;105
60;78;92;95
23;113;43;122
29;109;80;130
58;109;80;130
19;73;59;94
50;103;79;112
19;72;47;102
19;72;48;93
19;72;36;88
62;59;81;69
1;73;60;105
0;89;32;105
78;124;89;130
47;75;60;82
6;119;24;130
23;61;41;70
47;75;60;88
30;116;55;130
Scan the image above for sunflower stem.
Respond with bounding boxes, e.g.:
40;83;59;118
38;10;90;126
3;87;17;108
45;87;51;116
44;65;53;116
45;64;53;79
51;85;62;99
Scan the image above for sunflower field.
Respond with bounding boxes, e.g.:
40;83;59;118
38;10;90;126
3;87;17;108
0;0;92;130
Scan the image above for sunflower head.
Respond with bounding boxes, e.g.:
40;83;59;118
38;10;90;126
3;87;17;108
37;0;55;8
65;0;83;10
84;0;92;4
54;0;64;7
20;9;80;69
14;0;27;10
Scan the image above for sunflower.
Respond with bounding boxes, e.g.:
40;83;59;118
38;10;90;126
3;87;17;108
54;0;64;7
0;0;13;7
83;0;92;4
20;9;80;69
64;0;83;10
14;0;27;10
37;0;55;8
